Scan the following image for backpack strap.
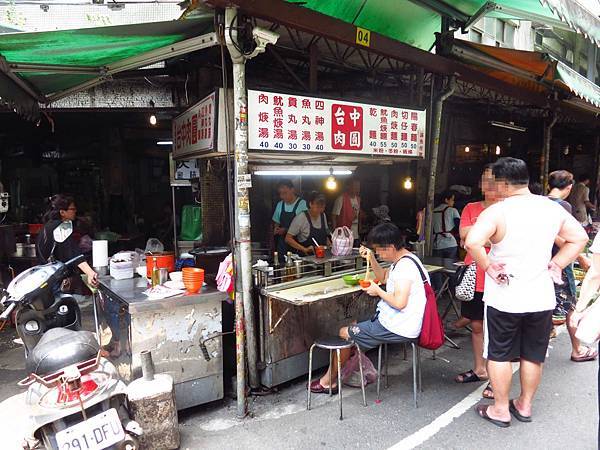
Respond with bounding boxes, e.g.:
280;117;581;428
433;206;450;236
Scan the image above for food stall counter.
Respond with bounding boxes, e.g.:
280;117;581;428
256;260;445;387
95;276;227;409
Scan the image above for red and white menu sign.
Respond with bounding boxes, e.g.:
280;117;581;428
248;90;426;158
173;92;216;157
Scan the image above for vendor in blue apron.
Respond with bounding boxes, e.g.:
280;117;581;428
285;191;331;255
272;179;308;261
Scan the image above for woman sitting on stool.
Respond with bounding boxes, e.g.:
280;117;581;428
310;222;428;393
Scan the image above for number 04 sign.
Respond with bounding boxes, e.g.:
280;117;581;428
248;90;426;158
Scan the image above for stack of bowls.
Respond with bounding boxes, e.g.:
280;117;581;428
182;267;205;294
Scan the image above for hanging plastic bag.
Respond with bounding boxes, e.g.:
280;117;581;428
145;238;164;253
216;253;234;301
180;205;203;241
331;226;353;256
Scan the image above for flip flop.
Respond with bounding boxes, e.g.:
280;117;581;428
570;349;598;362
482;383;494;399
509;399;532;423
455;370;486;383
475;404;510;428
309;380;338;394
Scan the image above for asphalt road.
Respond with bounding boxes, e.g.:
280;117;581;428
0;305;597;450
175;327;598;450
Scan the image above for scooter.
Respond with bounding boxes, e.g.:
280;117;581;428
0;221;141;449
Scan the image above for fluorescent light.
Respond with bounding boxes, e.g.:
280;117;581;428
254;169;353;176
157;140;173;146
489;121;526;132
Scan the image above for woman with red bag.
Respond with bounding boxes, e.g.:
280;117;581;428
310;223;429;394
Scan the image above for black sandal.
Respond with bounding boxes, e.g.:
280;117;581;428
482;383;494;399
509;399;532;423
476;404;510;428
454;370;485;383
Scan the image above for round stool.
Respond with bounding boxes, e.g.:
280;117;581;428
306;336;367;420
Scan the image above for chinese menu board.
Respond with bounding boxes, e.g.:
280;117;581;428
248;90;426;158
173;92;216;157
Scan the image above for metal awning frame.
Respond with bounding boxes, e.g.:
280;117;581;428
206;0;600;123
2;31;218;105
413;0;579;34
446;42;552;85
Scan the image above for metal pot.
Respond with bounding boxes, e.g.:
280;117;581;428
189;246;230;276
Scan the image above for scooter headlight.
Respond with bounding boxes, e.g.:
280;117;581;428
24;320;40;333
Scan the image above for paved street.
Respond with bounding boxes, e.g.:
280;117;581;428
0;304;596;450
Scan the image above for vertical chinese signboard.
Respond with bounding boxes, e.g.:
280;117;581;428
172;91;217;159
248;90;426;158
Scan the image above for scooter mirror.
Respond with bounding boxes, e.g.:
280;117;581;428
53;221;73;243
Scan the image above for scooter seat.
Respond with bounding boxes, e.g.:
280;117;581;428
26;328;99;377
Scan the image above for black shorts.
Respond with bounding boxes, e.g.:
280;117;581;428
461;291;484;321
484;306;553;363
347;318;413;351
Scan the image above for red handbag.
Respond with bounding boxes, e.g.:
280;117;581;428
402;256;445;350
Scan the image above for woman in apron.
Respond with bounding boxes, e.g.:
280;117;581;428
285;192;330;255
272;179;308;261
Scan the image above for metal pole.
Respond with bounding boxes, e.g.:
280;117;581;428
424;76;455;256
540;113;557;190
172;185;178;255
225;8;260;417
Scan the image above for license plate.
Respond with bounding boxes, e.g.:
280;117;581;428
56;408;125;450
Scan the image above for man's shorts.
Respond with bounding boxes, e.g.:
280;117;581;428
484;305;553;363
347;317;413;351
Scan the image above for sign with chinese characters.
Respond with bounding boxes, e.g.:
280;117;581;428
248;90;426;158
173;92;216;158
175;159;199;180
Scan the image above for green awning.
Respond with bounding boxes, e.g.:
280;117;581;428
285;0;441;50
285;0;600;48
540;0;600;46
441;37;600;109
0;15;216;109
555;60;600;108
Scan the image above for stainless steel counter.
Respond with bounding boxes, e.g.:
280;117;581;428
96;276;227;409
257;262;445;387
98;276;226;313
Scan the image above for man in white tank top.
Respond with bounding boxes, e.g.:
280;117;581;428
465;158;588;428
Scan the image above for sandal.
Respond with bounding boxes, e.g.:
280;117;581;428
482;383;494;399
509;399;532;423
476;404;510;428
454;370;486;384
571;348;598;362
309;380;338;394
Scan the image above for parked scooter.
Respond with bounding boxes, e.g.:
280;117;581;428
0;221;141;449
